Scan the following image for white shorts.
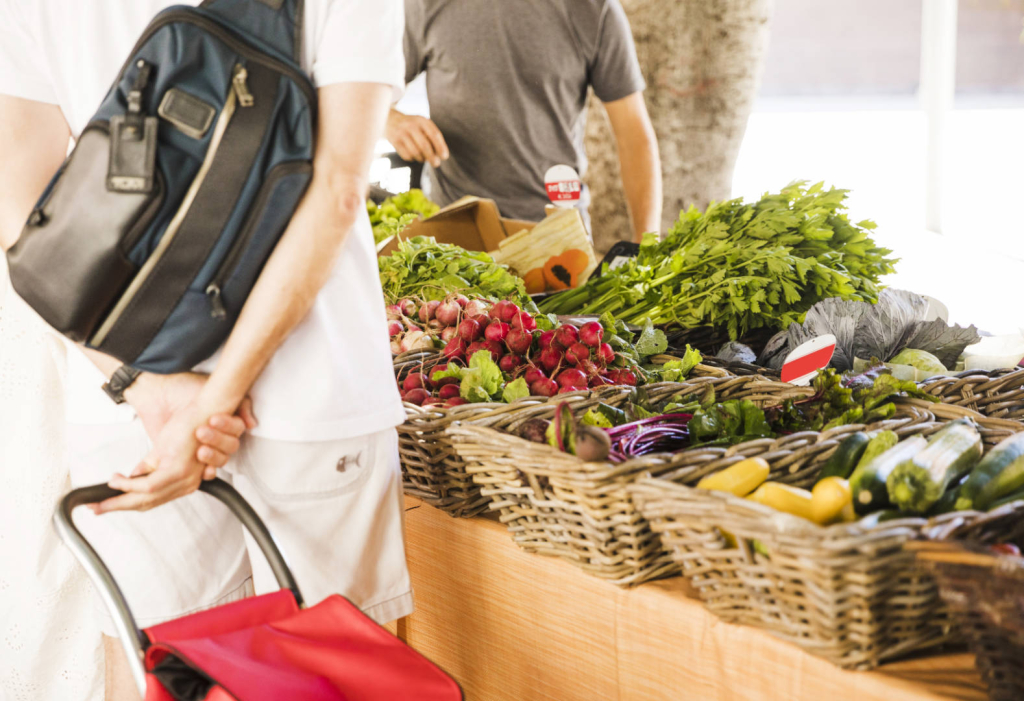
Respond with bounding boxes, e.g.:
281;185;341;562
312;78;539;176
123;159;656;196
66;421;413;636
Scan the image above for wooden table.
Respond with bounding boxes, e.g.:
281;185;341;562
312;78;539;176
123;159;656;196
392;498;987;701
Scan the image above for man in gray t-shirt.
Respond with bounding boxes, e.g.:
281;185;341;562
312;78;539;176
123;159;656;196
388;0;662;241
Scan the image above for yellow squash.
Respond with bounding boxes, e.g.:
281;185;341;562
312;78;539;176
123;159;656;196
810;477;856;525
747;482;814;522
697;457;770;497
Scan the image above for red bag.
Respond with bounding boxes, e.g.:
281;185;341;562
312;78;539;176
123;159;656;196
56;479;462;701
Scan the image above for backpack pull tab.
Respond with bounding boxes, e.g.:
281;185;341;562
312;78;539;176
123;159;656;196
125;60;153;138
232;65;254;108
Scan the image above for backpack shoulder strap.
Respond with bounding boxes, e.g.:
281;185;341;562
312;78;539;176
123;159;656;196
200;0;305;66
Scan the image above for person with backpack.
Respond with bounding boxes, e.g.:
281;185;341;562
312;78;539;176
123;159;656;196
388;0;663;242
0;1;411;699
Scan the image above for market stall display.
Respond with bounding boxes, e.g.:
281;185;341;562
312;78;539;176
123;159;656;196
627;405;1023;668
368;189;439;245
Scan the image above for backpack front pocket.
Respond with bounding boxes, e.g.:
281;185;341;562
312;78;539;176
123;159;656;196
7;123;166;341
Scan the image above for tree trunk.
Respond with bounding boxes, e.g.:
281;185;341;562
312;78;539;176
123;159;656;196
585;0;775;254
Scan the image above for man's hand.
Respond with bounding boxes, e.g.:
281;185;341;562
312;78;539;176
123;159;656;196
125;371;257;473
96;401;214;513
386;109;449;168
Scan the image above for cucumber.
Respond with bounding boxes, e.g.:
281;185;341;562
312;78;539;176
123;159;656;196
819;432;872;481
855;430;899;471
887;419;983;514
849;436;928;515
955;432;1024;512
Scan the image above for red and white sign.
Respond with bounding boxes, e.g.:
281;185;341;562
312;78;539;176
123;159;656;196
544;165;582;209
781;334;837;385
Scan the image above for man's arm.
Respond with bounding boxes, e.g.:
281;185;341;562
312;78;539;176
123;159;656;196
0;96;69;251
603;92;662;242
100;81;395;512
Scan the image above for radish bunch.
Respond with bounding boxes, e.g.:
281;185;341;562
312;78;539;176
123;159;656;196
387;294;477;354
396;296;638;407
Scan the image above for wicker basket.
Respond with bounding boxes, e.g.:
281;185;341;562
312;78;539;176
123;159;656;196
915;513;1024;701
663;324;776;357
628;410;1024;669
449;376;936;586
392;350;739;518
919;368;1024;422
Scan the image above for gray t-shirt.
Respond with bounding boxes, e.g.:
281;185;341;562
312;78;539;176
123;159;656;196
404;0;645;228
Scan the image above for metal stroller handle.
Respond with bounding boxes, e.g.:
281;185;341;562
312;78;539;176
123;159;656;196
54;477;304;696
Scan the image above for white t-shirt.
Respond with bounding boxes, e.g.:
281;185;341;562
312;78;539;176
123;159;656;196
0;0;407;441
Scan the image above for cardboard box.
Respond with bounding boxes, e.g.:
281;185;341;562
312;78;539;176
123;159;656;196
376;196;536;257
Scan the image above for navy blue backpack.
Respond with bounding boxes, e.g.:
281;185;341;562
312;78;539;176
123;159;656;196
7;0;315;373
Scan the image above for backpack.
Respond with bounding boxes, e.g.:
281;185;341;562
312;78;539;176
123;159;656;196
6;0;315;374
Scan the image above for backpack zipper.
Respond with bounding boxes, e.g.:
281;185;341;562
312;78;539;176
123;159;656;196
91;65;252;347
204;160;310;320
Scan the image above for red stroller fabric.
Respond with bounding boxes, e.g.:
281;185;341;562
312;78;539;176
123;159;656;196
142;591;462;701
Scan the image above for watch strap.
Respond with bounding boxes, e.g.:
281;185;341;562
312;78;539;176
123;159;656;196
102;365;143;405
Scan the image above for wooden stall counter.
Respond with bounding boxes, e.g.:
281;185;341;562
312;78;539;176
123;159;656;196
392;498;986;701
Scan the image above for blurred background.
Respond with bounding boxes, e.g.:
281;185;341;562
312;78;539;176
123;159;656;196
378;0;1024;333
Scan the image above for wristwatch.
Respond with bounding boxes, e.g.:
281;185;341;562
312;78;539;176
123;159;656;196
102;365;143;405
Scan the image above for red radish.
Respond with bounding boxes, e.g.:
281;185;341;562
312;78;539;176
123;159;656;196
608;368;637;386
422;397;445;407
539;346;563;373
597;343;615;365
403;372;432;392
485;321;510;343
558;386;580;395
453;294;469;308
434;375;460;388
390;339;402;355
418;300;440;323
578;359;601;378
506;328;533;355
402;388;430;405
499;354;524;373
385;304;402;320
537;330;556;350
438;384;461;400
400;330;433;352
443;337;467;360
566;342;590;366
579;321;604;348
497;302;520;323
441;326;458;343
465;299;489;318
466;341;489;359
404;317;422;331
489;300;515;321
388;321;404;337
554;325;579;349
399;299;417;317
446;397;469;407
427;319;444;332
589;374;613;388
511;311;537;332
435;300;461;327
524;366;547;385
530;378;558;397
556;368;588;391
484;339;505;359
458;318;483;343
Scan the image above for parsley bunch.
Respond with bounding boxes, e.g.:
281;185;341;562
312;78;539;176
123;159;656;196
540;181;897;339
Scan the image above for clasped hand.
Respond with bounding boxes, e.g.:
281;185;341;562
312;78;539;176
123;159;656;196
92;372;256;514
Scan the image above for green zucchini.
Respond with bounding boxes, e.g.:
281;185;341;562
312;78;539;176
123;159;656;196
887;419;983;513
856;509;907;528
926;473;971;516
819;431;872;481
955;432;1024;512
849;436;928;515
855;431;899;471
988;484;1024;511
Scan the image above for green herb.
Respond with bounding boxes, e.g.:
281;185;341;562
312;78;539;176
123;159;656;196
634;319;668;357
379;236;528;305
688;400;773;446
655;345;703;382
540;181;897;339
